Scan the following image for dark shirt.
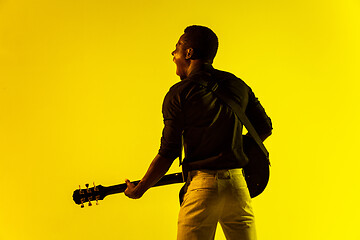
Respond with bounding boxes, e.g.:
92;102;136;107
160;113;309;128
159;65;272;170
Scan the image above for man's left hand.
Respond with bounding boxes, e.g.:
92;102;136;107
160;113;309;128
124;179;144;199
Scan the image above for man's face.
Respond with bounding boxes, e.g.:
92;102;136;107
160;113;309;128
172;34;190;80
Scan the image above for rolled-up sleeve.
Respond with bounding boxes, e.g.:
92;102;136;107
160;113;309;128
158;87;184;161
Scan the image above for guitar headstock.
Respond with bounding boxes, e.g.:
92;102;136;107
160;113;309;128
72;183;106;208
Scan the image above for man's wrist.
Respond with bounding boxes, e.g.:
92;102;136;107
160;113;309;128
135;180;148;197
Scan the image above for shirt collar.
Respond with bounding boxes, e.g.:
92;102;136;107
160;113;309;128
187;64;214;79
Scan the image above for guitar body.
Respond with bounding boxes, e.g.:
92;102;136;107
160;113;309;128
179;135;270;204
243;135;270;198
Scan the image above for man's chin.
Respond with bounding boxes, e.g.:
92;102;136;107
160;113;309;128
176;71;186;80
175;68;187;80
178;72;187;80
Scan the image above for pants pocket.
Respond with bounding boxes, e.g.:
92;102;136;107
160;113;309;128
187;174;217;192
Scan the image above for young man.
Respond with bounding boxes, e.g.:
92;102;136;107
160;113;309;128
124;25;272;240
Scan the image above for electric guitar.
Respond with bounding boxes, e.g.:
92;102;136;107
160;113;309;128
72;135;270;207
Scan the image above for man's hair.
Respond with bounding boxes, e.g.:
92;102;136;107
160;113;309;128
183;25;218;63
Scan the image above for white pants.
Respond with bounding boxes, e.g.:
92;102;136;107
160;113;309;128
177;169;257;240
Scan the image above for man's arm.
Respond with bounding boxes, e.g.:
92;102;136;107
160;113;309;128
246;130;272;142
124;154;173;199
124;83;183;199
245;89;273;141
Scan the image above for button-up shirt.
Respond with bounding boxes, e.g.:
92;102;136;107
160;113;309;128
159;65;272;170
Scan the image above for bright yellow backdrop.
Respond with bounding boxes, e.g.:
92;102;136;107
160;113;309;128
1;0;359;239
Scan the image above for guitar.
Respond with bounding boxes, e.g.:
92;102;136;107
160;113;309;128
72;173;184;208
72;135;270;207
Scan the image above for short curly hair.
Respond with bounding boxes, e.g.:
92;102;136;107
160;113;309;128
183;25;219;63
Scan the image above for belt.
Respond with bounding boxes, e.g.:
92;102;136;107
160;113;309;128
187;168;243;180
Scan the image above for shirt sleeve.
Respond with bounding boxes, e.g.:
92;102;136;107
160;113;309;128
245;89;273;136
158;86;184;161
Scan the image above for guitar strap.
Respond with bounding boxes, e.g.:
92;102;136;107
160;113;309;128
178;73;270;204
192;74;269;160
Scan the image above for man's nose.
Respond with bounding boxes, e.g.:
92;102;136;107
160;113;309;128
171;50;175;56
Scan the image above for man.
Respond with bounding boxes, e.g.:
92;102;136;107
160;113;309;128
124;25;272;240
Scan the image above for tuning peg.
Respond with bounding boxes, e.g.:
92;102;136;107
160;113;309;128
80;198;85;208
93;182;99;191
85;183;90;193
88;196;93;206
79;185;84;195
95;195;100;205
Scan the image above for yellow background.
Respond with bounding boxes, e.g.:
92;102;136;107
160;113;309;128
1;0;359;239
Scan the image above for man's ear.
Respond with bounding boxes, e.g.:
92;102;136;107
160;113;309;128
185;48;194;60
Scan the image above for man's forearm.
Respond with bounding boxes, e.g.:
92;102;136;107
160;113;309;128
134;154;174;196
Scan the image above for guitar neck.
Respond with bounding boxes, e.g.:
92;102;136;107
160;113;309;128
104;172;184;197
